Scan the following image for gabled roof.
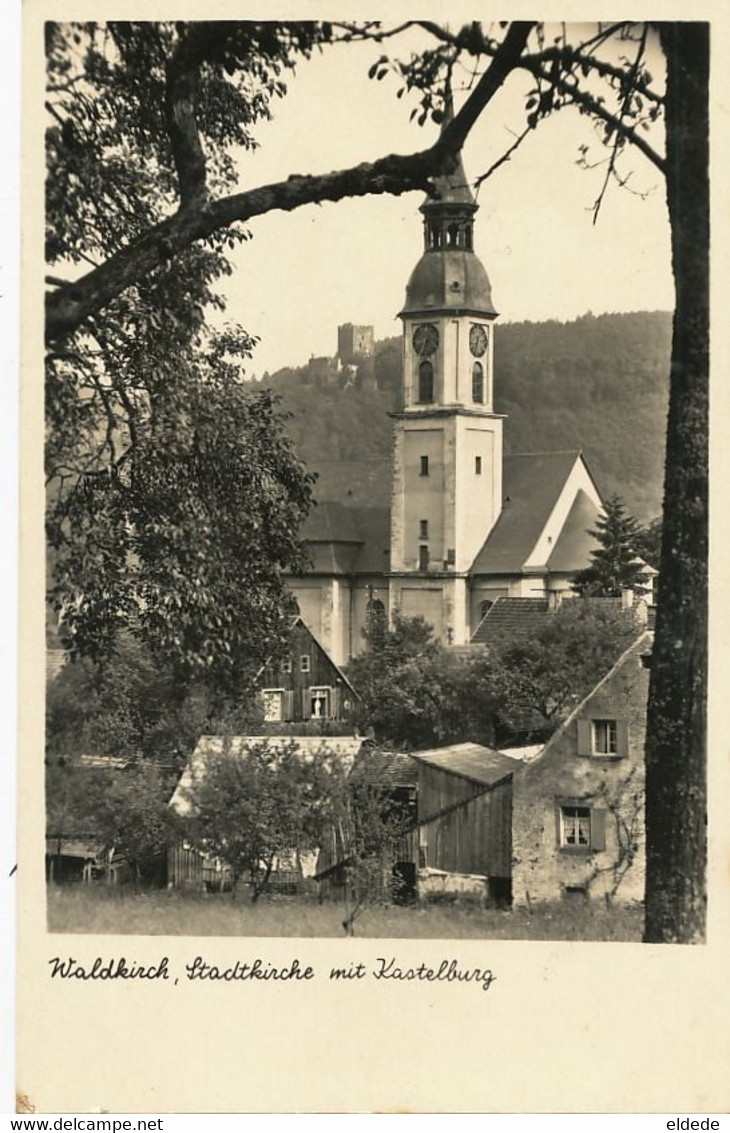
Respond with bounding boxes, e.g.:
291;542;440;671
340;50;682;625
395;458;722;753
411;742;520;787
285;615;360;700
523;630;653;772
471;451;584;574
169;734;364;815
470;597;549;646
547;489;601;572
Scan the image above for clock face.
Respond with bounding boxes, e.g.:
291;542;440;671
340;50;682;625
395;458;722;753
412;323;439;357
469;324;489;358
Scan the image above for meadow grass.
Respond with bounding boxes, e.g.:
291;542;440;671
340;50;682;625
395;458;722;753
47;884;644;941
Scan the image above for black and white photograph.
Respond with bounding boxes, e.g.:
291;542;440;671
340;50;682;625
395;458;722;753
12;2;730;1115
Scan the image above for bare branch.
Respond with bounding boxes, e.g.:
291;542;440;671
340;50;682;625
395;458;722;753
474;122;536;189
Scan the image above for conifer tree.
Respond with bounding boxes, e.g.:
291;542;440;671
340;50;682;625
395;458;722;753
572;496;646;598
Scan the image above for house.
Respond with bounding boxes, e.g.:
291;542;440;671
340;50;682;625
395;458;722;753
511;631;652;906
286;98;605;664
315;741;520;904
256;615;359;726
167;734;364;892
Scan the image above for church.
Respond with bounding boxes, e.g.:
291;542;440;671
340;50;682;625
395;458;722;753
288;125;603;667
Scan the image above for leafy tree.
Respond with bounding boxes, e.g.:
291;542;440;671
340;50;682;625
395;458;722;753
46;758;178;885
476;599;640;741
43;19;708;940
46;636;264;765
347;613;496;749
182;739;335;900
572;496;647;597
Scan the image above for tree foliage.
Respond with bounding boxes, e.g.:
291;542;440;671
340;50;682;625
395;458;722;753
347;613;497;749
572;495;647;597
181;739;336;899
46;636;263;765
46;758;177;883
476;599;640;741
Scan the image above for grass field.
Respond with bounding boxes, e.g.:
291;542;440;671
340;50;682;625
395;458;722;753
47;884;644;941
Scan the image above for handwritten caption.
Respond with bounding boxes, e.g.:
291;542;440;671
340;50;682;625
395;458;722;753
48;954;497;992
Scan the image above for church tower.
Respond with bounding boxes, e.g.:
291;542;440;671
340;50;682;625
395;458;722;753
389;104;504;644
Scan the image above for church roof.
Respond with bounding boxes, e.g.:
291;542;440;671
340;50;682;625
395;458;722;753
300;500;390;576
547;489;601;572
400;249;497;317
470;597;550;646
470;451;584;575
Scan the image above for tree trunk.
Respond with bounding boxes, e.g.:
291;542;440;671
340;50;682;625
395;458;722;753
644;24;709;943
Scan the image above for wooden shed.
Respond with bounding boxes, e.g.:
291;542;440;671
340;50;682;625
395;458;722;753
408;744;519;902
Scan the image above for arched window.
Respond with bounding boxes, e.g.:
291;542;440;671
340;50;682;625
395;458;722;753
418;360;434;403
472;362;484;404
447;223;459;248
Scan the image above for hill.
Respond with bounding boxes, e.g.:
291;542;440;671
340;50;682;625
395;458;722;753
256;311;671;521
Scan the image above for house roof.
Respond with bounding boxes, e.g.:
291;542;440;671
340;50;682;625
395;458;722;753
471;451;584;574
169;734;364;815
547;489;601;572
523;630;653;772
354;748;419;788
286;615;360;699
411;741;520;787
470;596;549;646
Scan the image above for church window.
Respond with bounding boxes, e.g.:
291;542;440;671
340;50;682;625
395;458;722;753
418;545;430;571
419;519;429;540
418;361;434;403
447;223;459;248
472;362;484;403
420;455;429;476
475;456;482;475
300;655;311;674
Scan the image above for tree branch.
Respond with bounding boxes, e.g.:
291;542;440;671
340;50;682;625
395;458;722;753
46;22;535;345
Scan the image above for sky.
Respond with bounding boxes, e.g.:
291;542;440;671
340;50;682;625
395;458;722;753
222;25;674;380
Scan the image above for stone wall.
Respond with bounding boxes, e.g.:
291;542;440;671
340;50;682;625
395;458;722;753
512;636;650;907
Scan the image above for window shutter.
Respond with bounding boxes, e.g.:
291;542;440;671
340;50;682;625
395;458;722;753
591;809;607;852
302;688;310;718
555;806;563;846
284;691;295;721
577;718;592;756
616;719;629;758
331;686;340;720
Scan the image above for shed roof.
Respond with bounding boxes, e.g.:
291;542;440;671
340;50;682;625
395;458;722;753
411;742;520;787
470;596;549;646
471;451;583;574
353;748;419;788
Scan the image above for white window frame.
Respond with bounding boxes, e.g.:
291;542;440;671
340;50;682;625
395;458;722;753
300;655;311;674
280;657;292;674
559;805;592;849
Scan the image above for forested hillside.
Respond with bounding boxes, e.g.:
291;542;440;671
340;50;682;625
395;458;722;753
255;311;671;521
